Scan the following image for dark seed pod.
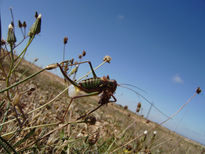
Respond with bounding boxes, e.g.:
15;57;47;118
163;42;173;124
84;115;96;125
35;11;38;19
124;105;128;110
18;20;22;28
23;21;27;28
82;50;86;56
196;87;201;94
137;102;141;108
64;37;68;44
78;54;82;59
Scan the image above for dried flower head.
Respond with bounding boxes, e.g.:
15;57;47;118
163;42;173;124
137;102;141;108
18;20;22;28
78;54;82;59
125;145;132;151
74;61;78;65
84;115;96;125
124;105;128;110
34;58;39;62
35;11;38;19
22;21;27;28
64;37;68;44
136;108;140;113
196;87;201;94
82;50;86;56
7;24;16;44
103;55;112;63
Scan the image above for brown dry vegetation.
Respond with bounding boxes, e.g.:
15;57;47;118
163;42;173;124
1;56;205;153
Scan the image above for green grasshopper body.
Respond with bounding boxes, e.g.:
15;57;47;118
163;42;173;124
57;61;117;121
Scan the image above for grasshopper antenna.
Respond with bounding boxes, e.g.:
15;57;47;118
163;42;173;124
119;83;147;94
118;85;170;118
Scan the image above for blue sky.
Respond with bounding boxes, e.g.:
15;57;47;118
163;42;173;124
1;0;205;145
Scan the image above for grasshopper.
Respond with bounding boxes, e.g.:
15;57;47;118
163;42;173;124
57;60;117;122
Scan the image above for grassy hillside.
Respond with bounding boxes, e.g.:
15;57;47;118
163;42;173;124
0;55;204;153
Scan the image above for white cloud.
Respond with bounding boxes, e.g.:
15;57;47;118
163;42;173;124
117;15;125;20
172;74;184;84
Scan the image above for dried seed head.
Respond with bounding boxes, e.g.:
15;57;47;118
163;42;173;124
7;24;16;44
12;93;21;106
82;50;86;56
125;145;132;151
34;58;39;62
74;61;78;65
35;11;38;19
136;108;140;113
103;55;112;63
78;54;82;59
84;115;96;125
124;105;128;110
137;102;141;108
18;20;22;28
28;14;41;37
64;37;68;44
22;21;27;28
196;87;201;94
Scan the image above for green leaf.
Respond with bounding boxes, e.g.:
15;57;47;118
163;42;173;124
0;135;17;154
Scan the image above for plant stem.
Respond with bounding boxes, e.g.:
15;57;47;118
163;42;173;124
0;68;46;93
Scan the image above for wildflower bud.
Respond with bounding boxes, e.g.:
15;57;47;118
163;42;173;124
103;55;112;63
35;11;38;19
84;115;96;125
45;63;58;70
196;87;201;94
7;24;16;44
69;66;78;76
18;20;22;28
78;54;82;59
28;14;42;37
64;37;68;44
12;93;21;106
82;50;86;56
23;21;27;28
